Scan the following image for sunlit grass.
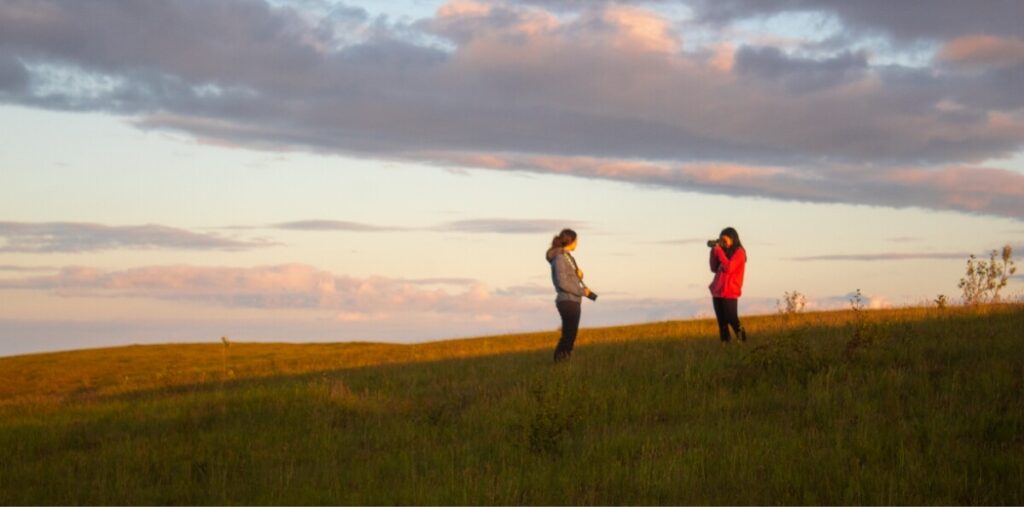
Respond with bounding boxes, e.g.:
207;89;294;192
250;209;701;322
1;304;1022;504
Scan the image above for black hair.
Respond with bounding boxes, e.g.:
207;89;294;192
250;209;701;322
551;228;577;249
719;227;745;259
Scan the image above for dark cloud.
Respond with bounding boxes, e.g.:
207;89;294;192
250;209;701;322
0;1;340;89
0;222;274;253
1;1;1022;218
735;46;868;93
943;64;1024;112
689;0;1024;42
428;153;1024;220
507;0;1024;42
0;53;27;92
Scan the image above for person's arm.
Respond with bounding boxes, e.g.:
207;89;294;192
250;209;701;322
554;254;586;297
714;246;744;272
709;247;721;273
712;245;736;272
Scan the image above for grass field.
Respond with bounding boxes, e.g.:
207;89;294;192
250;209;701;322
1;304;1022;505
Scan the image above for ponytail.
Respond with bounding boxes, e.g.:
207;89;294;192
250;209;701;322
550;228;578;249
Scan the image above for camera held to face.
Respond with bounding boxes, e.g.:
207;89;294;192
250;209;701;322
707;239;720;248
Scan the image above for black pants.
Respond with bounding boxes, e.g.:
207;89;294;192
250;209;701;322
554;300;581;360
712;297;743;342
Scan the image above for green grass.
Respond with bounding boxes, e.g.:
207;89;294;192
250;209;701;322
1;305;1022;504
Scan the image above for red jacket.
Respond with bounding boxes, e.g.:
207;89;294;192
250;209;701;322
709;246;746;298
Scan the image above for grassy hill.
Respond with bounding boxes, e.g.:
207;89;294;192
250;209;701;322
1;305;1022;505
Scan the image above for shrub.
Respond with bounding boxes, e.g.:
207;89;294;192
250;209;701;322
958;245;1017;305
777;290;807;315
845;289;872;358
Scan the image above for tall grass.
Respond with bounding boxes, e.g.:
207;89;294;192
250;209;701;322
1;305;1022;504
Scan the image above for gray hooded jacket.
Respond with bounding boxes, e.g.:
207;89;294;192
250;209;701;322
546;247;586;303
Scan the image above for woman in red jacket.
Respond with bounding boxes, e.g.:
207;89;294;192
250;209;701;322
709;227;747;343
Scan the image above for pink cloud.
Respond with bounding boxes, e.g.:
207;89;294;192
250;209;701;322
708;43;737;73
426;151;826;200
437;0;491;19
939;35;1024;68
424;150;1024;219
677;163;791;183
884;165;1024;214
0;264;543;317
599;6;681;54
435;2;679;55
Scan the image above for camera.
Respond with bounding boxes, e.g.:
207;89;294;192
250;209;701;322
586;291;598;301
706;239;719;248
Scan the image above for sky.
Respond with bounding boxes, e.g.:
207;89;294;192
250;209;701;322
1;0;1023;356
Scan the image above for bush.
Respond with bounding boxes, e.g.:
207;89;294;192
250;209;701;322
959;245;1017;305
777;290;807;315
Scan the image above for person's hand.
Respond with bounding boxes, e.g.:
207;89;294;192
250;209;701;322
584;287;592;297
576;268;584;279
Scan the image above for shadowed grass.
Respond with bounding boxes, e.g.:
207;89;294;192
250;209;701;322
1;305;1022;504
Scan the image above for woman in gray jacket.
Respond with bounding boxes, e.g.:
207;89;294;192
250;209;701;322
546;228;595;362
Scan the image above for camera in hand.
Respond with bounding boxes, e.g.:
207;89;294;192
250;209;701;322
586;291;598;301
706;239;720;248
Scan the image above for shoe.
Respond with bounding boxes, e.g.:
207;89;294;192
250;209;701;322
738;327;747;342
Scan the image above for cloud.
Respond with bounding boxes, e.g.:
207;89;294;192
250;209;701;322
270;220;407;232
0;264;55;273
426;153;1024;219
437;218;584;234
0;264;539;315
735;46;868;93
791;252;970;262
0;53;27;92
1;1;1023;218
938;35;1024;69
245;218;584;235
689;0;1024;42
260;217;585;235
0;222;275;253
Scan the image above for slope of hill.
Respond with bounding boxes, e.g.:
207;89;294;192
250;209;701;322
1;305;1022;504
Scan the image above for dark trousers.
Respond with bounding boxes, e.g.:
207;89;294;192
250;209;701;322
554;300;581;360
712;297;743;342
